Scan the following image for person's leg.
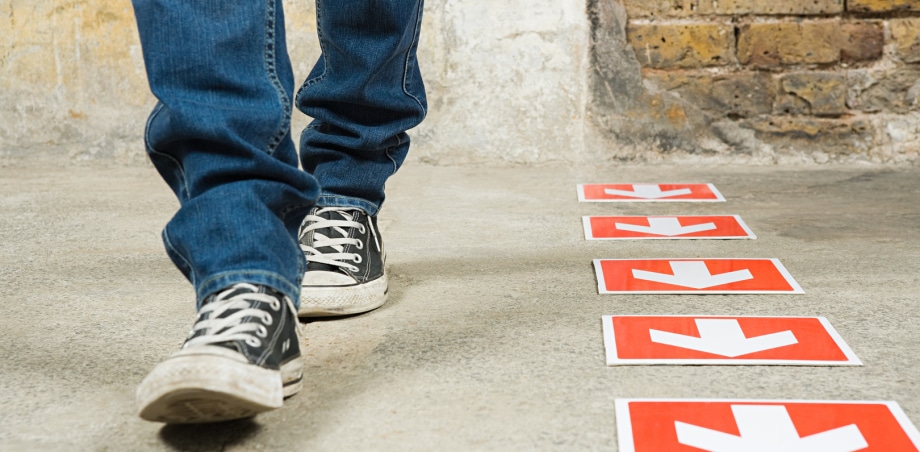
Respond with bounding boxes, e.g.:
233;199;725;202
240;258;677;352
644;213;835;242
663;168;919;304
295;0;427;317
130;0;314;423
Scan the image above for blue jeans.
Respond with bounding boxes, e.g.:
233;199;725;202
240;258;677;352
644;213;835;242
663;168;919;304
131;0;427;307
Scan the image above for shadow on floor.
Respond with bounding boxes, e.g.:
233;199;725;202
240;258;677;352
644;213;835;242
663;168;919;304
158;418;262;451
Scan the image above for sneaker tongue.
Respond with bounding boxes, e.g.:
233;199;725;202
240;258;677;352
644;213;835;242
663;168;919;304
221;285;257;299
338;210;354;222
307;209;354;273
314;210;351;251
205;284;258;308
307;262;339;272
196;284;259;346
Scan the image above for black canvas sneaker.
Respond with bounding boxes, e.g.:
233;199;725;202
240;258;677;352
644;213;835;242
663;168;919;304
136;283;303;424
297;206;388;317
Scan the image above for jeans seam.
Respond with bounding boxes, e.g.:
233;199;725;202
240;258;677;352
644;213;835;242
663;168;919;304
264;0;291;156
145;103;191;201
198;270;296;293
296;0;328;97
385;147;399;175
402;0;427;115
163;227;197;286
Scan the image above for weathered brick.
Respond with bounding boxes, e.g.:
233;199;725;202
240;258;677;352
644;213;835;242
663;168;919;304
840;21;885;63
890;19;920;63
623;0;702;18
741;117;872;155
851;68;920;114
776;72;848;116
627;23;734;68
773;94;810;116
645;72;716;106
709;0;843;15
737;21;883;68
847;0;920;13
738;22;837;66
624;0;844;16
711;73;776;117
647;71;775;117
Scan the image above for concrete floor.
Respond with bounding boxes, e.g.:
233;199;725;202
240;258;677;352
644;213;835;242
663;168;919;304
1;160;918;450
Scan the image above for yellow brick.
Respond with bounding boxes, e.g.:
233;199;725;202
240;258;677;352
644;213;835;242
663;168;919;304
737;21;882;67
778;72;848;116
627;23;734;69
891;19;920;63
623;0;844;16
848;0;920;13
710;0;843;15
738;22;838;66
623;0;703;17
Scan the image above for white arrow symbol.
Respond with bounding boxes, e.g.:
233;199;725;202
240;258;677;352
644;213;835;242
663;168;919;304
632;261;753;289
649;319;798;357
615;217;717;236
676;404;868;452
603;184;693;199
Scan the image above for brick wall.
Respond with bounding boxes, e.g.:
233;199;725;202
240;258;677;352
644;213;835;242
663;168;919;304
615;0;920;161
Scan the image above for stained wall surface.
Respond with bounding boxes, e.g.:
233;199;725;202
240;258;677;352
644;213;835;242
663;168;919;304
0;0;590;165
3;1;920;164
589;0;920;164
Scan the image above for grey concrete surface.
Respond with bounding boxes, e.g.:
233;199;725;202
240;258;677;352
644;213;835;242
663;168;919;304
1;160;918;450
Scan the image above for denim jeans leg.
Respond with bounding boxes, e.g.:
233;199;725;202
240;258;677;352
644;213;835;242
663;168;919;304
296;0;428;216
131;0;318;307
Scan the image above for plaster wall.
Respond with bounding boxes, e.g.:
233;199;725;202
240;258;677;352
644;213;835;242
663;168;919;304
0;0;591;165
7;0;917;166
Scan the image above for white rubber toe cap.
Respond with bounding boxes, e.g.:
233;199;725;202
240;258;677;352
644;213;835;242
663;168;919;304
302;271;356;286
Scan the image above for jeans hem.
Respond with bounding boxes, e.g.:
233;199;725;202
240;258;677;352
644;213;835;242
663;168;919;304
196;270;302;310
316;194;379;215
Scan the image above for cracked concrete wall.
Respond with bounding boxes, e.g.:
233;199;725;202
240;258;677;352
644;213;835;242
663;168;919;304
1;0;591;165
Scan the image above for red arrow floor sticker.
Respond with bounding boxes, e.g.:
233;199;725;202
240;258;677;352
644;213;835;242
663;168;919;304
594;258;804;294
602;316;861;365
616;399;920;452
583;215;756;240
578;183;725;202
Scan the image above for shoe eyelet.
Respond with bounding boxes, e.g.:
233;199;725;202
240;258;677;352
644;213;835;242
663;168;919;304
352;254;363;264
358;225;367;234
270;300;281;311
257;325;268;338
355;239;364;250
262;313;274;326
349;266;360;272
246;338;262;347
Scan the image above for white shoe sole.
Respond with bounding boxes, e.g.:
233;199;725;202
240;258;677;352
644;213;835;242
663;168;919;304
136;354;303;424
298;274;388;317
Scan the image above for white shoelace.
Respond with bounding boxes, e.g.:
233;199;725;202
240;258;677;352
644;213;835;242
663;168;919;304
183;284;281;349
299;207;373;273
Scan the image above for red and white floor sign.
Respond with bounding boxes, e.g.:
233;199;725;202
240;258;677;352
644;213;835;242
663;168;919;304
615;399;920;451
594;258;804;294
602;316;860;366
583;215;755;240
577;183;725;202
